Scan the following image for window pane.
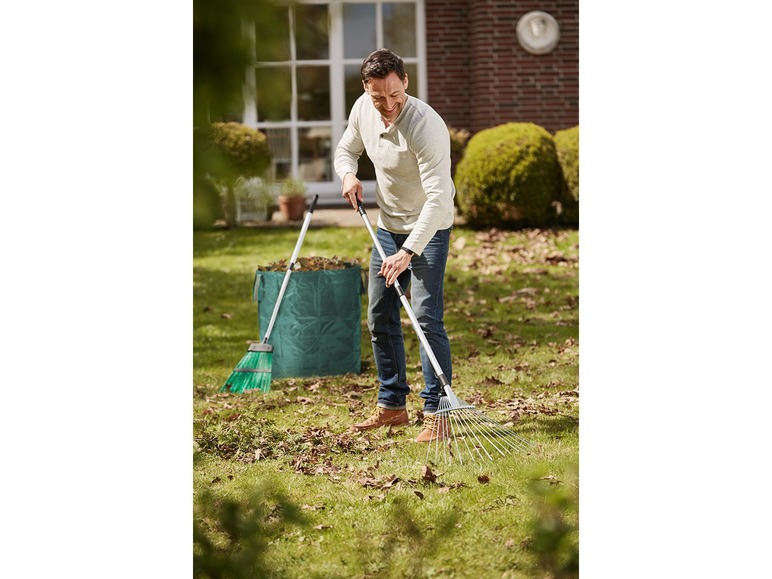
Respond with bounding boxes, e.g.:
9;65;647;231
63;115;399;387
343;4;376;59
299;127;332;182
295;4;329;60
344;64;365;117
256;66;291;121
263;128;292;181
253;4;290;62
297;66;331;121
383;3;416;57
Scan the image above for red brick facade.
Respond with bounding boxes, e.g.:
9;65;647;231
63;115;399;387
425;0;578;135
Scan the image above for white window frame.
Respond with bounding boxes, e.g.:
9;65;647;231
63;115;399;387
244;0;426;205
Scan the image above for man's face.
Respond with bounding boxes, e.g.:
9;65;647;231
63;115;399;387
364;72;409;124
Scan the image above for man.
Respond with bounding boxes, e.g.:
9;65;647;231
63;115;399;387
334;48;455;443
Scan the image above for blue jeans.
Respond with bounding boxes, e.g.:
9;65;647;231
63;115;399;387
368;227;452;413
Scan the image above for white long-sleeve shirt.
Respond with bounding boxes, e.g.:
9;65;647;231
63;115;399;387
334;92;455;256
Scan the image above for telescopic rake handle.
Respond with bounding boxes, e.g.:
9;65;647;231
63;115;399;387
356;200;452;394
262;194;319;342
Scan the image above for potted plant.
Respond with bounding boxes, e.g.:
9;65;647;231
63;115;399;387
234;177;276;223
278;178;308;221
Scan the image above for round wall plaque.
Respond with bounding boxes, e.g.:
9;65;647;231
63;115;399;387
516;11;560;55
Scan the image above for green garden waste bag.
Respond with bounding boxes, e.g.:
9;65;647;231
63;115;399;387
252;264;364;379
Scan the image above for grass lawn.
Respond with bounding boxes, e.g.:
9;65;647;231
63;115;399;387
193;223;579;578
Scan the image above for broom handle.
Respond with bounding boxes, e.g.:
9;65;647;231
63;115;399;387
356;200;452;392
262;194;319;342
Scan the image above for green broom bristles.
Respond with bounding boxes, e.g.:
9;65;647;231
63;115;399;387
221;347;273;394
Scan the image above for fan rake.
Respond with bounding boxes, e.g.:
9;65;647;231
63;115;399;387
426;389;536;465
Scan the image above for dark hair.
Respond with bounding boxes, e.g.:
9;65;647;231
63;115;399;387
360;48;406;84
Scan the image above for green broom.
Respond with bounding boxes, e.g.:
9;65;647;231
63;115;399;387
221;194;319;394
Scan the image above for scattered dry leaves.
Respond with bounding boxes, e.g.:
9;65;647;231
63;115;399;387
259;256;361;272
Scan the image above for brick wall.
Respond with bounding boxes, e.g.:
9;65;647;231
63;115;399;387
425;0;578;135
424;0;472;131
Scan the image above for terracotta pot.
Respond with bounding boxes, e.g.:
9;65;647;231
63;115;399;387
278;195;306;221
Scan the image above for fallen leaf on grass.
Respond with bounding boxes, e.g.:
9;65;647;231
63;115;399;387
452;236;467;251
437;483;464;494
383;476;400;489
313;525;333;531
421;465;437;483
307;381;323;392
357;474;400;491
475;326;496;339
302;504;326;511
374;440;400;452
478;376;504;386
478;475;490;484
498;288;538;303
357;476;379;488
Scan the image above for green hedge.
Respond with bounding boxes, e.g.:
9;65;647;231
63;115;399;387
554;125;579;226
454;122;561;228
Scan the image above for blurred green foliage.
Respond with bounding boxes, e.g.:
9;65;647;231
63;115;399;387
193;477;308;578
527;466;579;578
193;0;285;229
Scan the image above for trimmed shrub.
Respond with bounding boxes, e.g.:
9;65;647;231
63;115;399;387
454;122;561;228
209;122;271;177
554;125;579;226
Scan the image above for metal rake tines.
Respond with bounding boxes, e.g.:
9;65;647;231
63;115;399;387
426;394;535;464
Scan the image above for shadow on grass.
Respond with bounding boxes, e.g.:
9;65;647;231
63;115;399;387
519;414;578;438
194;473;308;578
193;228;301;259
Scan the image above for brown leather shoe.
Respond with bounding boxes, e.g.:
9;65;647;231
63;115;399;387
350;407;409;432
415;413;450;443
